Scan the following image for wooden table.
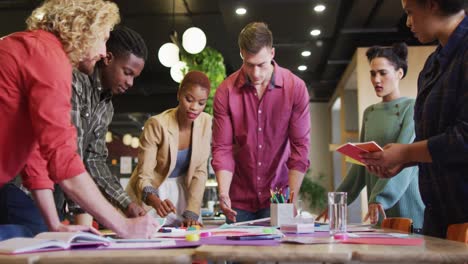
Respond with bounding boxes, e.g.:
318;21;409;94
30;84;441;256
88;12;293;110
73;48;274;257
352;235;468;263
0;248;194;264
193;234;468;263
0;233;467;263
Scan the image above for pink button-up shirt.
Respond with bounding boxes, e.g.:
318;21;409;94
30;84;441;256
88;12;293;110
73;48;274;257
212;62;311;212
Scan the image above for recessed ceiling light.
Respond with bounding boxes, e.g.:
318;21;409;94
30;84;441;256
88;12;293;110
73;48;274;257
310;29;321;36
236;7;247;15
314;4;326;12
298;65;307;71
301;51;311;57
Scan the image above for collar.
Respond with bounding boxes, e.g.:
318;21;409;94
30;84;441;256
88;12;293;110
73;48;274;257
236;60;284;90
436;15;467;69
90;67;112;100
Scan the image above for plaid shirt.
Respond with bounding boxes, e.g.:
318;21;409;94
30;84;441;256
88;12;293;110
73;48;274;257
67;68;132;213
414;16;468;234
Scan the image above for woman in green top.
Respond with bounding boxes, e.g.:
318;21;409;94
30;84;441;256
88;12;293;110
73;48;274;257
318;43;424;230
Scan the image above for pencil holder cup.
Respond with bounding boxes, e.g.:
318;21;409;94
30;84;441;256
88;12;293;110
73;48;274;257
270;203;294;226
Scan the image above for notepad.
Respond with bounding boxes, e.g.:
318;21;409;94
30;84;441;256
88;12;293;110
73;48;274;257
335;141;383;165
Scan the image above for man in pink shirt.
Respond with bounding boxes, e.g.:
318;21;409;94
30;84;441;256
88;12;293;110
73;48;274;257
212;22;311;223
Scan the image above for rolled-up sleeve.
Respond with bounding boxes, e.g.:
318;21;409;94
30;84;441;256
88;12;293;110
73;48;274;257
22;144;54;190
211;84;235;173
286;80;311;173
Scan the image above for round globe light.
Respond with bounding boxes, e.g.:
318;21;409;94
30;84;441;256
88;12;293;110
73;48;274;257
122;134;132;146
131;137;140;149
170;61;188;83
182;27;207;54
105;131;113;143
158;42;180;67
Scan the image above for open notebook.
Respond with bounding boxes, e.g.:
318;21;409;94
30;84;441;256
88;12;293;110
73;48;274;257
0;231;176;254
0;232;111;254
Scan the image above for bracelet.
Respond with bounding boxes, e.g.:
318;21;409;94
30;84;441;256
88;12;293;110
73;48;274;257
142;186;159;204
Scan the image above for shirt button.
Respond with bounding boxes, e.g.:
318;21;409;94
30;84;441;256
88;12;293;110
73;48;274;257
258;127;262;132
257;177;261;180
258;192;261;195
259;145;262;149
258;110;262;114
258;162;262;166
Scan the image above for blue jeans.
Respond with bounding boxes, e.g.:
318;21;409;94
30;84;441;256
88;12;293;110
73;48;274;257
227;207;271;224
0;225;33;241
0;183;48;236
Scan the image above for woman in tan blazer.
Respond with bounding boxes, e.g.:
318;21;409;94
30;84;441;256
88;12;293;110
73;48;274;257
126;71;212;227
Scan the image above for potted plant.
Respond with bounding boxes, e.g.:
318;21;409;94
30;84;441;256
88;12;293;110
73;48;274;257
299;169;327;214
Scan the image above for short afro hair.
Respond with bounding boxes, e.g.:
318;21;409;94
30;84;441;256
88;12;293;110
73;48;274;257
179;71;211;93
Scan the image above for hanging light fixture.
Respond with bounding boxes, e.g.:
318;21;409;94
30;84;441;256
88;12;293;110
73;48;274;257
170;61;188;83
131;137;140;149
182;27;206;54
105;131;113;143
158;0;208;82
122;134;132;146
158;42;179;67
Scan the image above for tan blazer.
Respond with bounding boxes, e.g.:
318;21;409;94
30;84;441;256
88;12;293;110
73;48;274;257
126;107;212;214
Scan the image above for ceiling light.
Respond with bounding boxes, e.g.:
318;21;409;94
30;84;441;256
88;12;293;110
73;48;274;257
298;65;307;71
301;51;311;57
182;27;207;54
158;43;179;67
314;4;326;12
235;7;247;15
310;29;321;36
316;40;323;47
170;61;188;83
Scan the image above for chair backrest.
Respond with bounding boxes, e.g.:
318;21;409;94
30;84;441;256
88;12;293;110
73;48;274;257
381;217;413;233
446;223;468;243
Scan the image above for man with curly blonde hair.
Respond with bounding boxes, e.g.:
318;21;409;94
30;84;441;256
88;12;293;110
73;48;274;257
0;0;158;240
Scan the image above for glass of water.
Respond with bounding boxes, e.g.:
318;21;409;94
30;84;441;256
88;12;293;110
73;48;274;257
328;192;347;236
296;199;303;217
